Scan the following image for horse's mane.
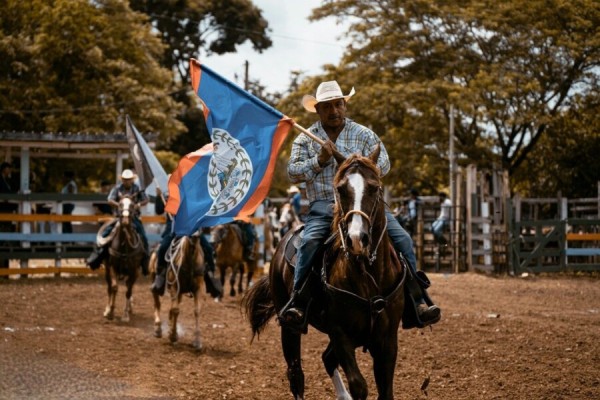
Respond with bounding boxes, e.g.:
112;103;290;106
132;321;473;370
172;236;201;266
332;153;381;240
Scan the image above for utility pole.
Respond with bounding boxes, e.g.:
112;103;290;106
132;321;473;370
449;104;456;218
449;104;458;270
244;60;249;91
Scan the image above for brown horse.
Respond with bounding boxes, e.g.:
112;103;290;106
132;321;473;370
278;202;300;237
243;147;407;400
150;235;205;350
211;223;254;298
101;196;144;322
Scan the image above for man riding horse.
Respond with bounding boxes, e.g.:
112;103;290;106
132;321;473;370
86;169;150;275
150;186;221;298
278;80;441;332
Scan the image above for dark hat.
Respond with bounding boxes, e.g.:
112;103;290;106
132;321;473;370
0;161;11;170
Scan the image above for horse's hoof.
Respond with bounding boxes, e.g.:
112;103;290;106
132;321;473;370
121;315;130;323
193;340;203;351
103;309;114;320
230;289;236;297
154;323;162;338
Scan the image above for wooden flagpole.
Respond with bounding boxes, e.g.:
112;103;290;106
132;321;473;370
293;123;325;145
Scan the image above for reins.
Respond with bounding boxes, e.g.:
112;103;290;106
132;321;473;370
327;164;405;350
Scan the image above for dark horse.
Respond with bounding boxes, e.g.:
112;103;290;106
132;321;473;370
243;147;407;400
100;196;145;322
212;223;253;298
150;234;205;350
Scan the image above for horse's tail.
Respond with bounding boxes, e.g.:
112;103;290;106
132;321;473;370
241;275;275;342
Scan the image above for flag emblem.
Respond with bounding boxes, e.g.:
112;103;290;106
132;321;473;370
165;59;293;235
207;128;253;215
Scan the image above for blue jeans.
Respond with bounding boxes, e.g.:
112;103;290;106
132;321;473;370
103;218;149;254
432;219;448;243
293;200;417;290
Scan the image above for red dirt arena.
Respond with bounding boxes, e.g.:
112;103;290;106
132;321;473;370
1;271;598;399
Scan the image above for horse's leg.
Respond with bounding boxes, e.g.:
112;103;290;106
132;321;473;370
281;328;305;400
229;264;237;296
122;272;135;323
103;267;117;320
168;293;181;344
370;332;398;400
152;291;162;338
192;286;202;350
246;263;254;289
322;342;352;400
218;264;226;299
332;334;368;400
237;262;245;295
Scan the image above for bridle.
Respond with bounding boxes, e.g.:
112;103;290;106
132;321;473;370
333;172;387;266
117;197;141;249
327;169;406;351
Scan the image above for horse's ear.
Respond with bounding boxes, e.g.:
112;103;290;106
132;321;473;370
333;148;346;165
368;143;381;164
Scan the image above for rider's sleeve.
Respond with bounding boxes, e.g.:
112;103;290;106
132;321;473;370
287;134;322;183
361;128;390;177
155;194;165;215
138;189;149;203
107;186;119;202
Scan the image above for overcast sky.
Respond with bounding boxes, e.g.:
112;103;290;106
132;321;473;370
203;0;349;94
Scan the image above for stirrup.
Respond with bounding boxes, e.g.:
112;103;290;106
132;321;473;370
416;302;441;326
278;291;311;334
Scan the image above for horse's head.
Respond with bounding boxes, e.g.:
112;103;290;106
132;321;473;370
333;145;383;257
279;203;296;227
211;224;227;244
118;196;136;226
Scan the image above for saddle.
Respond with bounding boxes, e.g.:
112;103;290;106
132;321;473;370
283;225;431;331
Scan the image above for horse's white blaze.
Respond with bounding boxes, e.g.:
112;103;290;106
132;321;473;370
347;172;365;250
279;203;294;224
331;369;352;400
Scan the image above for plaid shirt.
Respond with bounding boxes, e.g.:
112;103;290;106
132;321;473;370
288;118;390;203
108;183;148;216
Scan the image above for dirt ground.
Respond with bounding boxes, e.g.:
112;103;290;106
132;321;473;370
0;270;599;400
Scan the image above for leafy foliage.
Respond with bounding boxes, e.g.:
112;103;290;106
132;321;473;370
289;0;600;197
0;0;185;140
129;0;273;156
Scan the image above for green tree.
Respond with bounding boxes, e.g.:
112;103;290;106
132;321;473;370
129;0;273;156
0;0;184;140
301;0;600;197
129;0;272;86
514;93;600;198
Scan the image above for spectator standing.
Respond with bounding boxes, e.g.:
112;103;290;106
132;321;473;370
0;161;17;276
61;171;77;234
405;188;421;236
432;192;452;245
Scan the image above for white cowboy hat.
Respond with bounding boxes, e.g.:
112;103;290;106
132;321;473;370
287;185;300;194
302;80;355;113
121;169;135;180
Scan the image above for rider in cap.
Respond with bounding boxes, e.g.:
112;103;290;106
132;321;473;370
150;185;221;298
86;169;150;275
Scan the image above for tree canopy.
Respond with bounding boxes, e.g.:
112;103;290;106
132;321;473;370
283;0;600;197
0;0;184;140
128;0;273;155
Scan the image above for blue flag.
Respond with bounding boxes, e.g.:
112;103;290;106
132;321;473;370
166;59;293;235
125;115;169;196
